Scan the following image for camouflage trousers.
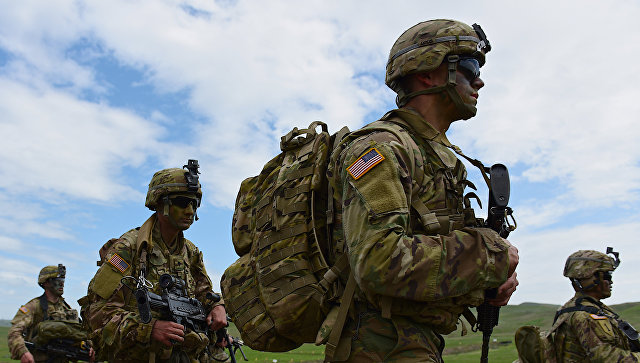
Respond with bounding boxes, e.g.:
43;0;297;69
330;308;445;362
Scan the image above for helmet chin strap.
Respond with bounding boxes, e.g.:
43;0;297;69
395;55;477;120
161;196;181;230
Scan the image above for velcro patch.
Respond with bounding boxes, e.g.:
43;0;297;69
347;148;385;180
108;253;130;274
590;314;608;320
19;306;29;314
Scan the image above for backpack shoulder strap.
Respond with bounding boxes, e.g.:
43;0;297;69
39;294;49;321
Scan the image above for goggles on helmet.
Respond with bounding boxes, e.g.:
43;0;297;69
169;196;199;209
457;56;481;82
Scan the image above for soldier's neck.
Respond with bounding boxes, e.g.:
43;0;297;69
157;218;180;249
404;97;453;134
44;289;60;304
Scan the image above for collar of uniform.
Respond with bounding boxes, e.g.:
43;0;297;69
151;218;185;255
392;108;454;147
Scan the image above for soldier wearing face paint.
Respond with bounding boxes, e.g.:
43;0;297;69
325;19;519;361
8;264;95;363
549;248;640;362
79;160;228;362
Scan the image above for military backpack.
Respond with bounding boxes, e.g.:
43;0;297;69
221;121;352;353
221;116;431;359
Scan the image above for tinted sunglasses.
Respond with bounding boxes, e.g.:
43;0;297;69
457;57;481;82
602;271;613;282
170;196;199;209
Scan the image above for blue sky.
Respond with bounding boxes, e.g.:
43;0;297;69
1;0;640;320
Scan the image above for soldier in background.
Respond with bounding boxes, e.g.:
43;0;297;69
551;248;640;361
326;19;519;361
79;161;228;362
8;264;95;363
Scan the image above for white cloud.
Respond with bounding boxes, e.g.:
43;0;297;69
0;77;169;202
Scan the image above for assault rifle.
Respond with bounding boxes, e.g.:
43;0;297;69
25;339;91;362
473;164;516;363
128;273;246;362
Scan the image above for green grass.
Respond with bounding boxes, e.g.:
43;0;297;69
0;327;10;363
1;303;638;362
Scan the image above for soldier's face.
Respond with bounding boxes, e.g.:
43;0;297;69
599;271;613;299
46;277;65;296
160;193;197;230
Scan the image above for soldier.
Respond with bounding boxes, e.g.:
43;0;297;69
79;161;228;362
325;19;519;361
8;264;95;363
550;248;640;361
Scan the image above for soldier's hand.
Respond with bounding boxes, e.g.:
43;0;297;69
206;305;228;331
89;347;96;362
151;320;185;347
20;351;35;363
489;240;519;306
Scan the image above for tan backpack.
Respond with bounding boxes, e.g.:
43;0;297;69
221;119;424;357
514;325;557;363
221;121;351;353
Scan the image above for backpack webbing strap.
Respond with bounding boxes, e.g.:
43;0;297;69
286;167;315;181
234;304;266;329
266;275;321;305
325;272;357;361
227;287;260;313
257;224;309;249
39;294;49;321
244;316;276;343
259;260;309;286
319;254;349;292
284;184;311;198
258;242;308;267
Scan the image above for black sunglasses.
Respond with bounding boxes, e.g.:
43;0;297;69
602;271;613;282
170;196;199;209
457;57;481;82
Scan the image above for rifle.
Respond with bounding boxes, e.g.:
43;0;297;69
25;339;91;362
127;273;247;362
473;164;516;363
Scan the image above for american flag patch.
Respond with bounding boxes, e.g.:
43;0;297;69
347;147;385;180
108;253;130;274
19;306;29;314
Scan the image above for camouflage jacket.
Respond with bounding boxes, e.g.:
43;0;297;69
8;295;79;361
327;108;510;334
552;292;640;362
79;214;222;362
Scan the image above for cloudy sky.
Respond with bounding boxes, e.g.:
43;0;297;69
1;0;639;321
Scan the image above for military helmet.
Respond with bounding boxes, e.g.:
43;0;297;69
563;249;617;280
38;264;66;287
385;19;490;94
145;159;202;211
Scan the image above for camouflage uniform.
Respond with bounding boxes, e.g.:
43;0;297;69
8;296;80;362
550;249;639;362
326;108;511;361
551;292;640;362
80;215;222;362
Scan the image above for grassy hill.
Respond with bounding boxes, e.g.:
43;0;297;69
0;302;638;362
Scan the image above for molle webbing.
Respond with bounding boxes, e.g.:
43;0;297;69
222;120;344;352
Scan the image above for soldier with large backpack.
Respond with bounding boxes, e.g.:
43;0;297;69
222;19;519;363
79;161;229;362
8;264;94;363
323;18;519;362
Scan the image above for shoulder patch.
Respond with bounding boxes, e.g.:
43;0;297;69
347;147;385;180
19;306;29;314
590;314;608;320
108;253;130;274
